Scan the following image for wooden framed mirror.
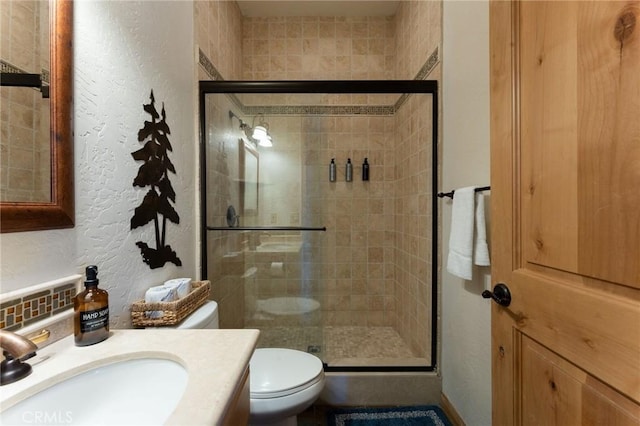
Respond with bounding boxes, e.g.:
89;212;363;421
0;0;74;233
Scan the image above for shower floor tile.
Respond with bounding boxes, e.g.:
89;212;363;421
251;325;427;366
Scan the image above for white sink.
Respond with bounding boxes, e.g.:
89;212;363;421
1;358;188;425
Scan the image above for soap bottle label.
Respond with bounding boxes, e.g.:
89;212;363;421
79;307;109;333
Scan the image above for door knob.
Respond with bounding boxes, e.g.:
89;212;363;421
482;283;511;307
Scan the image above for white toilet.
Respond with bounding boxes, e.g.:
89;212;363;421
249;348;325;426
168;300;220;329
174;301;325;425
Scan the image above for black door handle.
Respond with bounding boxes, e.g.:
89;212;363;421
482;283;511;307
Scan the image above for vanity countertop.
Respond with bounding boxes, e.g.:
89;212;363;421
0;329;260;425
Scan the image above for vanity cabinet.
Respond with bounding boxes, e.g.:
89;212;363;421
223;367;250;425
0;330;259;425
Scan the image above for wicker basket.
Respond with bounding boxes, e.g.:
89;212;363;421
131;280;211;327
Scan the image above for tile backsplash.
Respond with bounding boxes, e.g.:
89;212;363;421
0;275;81;331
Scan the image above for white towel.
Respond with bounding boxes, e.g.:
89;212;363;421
164;278;192;299
447;186;476;280
474;193;491;266
144;285;178;318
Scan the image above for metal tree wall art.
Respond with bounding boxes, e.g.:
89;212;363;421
130;90;182;269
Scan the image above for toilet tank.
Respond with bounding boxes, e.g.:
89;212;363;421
172;300;219;329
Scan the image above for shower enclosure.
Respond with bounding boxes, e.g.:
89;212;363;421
200;81;438;371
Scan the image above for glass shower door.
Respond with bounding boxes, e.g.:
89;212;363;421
202;92;326;359
201;81;438;370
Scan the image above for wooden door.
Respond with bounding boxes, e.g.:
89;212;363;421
490;1;640;424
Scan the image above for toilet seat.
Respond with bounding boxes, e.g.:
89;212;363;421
250;348;324;399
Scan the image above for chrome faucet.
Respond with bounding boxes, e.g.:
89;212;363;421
1;329;38;386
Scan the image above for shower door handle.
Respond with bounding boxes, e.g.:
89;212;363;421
482;283;511;307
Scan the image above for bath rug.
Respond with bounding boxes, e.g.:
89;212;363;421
327;405;453;426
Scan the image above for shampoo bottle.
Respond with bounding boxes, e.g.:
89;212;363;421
74;265;109;346
329;158;336;182
362;158;370;181
346;158;353;182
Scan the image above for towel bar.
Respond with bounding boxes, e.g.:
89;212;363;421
207;226;326;231
437;186;490;199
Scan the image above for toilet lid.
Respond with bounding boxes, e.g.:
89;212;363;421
249;348;324;399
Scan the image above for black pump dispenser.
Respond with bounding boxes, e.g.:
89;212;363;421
84;265;99;287
362;158;369;181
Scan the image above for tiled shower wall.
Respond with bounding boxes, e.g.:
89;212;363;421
241;16;395;80
0;0;50;202
195;0;243;81
394;1;441;358
395;1;441;80
196;1;442;360
393;93;435;357
303;113;398;327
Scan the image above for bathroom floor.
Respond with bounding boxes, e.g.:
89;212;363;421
253;325;429;367
297;404;336;426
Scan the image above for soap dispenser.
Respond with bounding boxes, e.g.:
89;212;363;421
345;158;353;182
329;158;337;182
74;265;109;346
362;158;370;181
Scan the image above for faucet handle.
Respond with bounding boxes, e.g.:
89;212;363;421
0;329;40;386
27;329;51;346
1;351;34;385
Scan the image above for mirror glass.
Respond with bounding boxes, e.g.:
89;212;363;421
0;0;74;233
0;0;51;203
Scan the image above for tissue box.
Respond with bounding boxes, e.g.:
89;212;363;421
130;281;211;327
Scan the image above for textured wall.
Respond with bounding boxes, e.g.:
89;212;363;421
0;1;197;329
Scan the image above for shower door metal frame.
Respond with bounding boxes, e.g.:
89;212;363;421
199;80;439;372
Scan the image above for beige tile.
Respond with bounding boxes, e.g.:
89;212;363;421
302;20;319;38
202;1;442;364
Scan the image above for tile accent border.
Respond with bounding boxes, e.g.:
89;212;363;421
243;104;395;116
415;46;440;81
394;47;440;111
1;59;50;85
1;59;25;74
199;48;246;112
198;47;439;116
0;275;82;331
198;49;224;81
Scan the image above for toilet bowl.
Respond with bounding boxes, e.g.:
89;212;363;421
249;348;325;426
173;301;325;425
